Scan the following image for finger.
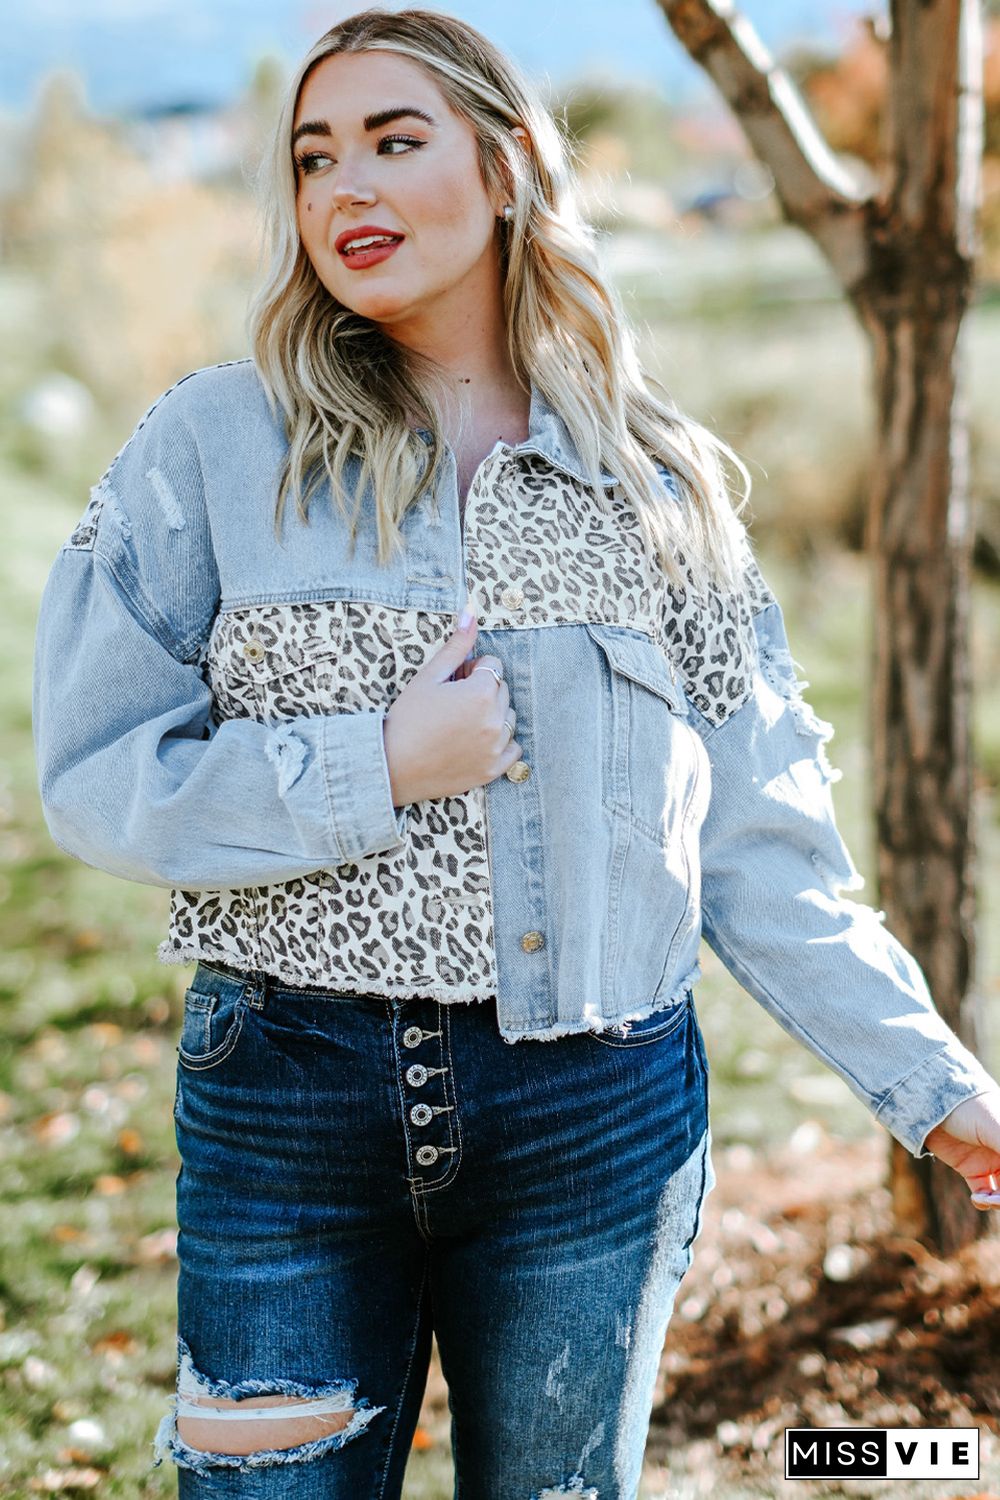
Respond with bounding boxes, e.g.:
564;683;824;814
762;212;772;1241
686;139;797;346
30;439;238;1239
468;654;504;680
970;1189;1000;1207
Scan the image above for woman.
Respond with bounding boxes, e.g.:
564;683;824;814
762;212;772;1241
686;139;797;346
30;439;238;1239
32;8;1000;1497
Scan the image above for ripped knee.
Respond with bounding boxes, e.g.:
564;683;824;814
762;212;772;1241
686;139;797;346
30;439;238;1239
153;1335;386;1472
176;1391;355;1456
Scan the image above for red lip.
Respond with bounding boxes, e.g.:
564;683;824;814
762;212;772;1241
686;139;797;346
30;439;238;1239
335;224;406;255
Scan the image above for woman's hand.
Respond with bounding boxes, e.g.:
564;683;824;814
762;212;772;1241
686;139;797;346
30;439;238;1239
383;611;522;805
922;1086;1000;1209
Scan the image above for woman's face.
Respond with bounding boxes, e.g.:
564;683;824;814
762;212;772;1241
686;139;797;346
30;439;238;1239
292;50;510;331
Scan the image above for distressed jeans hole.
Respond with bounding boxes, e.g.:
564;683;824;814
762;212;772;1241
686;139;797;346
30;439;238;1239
151;1338;388;1472
177;1395;356;1457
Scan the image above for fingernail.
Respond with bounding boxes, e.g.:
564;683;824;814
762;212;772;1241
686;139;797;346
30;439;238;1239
458;591;476;630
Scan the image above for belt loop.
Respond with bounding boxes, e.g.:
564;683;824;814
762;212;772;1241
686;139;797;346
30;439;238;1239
244;968;267;1010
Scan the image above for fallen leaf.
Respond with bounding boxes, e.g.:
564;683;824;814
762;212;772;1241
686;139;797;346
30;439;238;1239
87;1023;123;1046
69;929;105;954
94;1175;126;1196
50;1225;84;1243
33;1113;80;1146
91;1330;137;1358
28;1467;103;1492
135;1227;177;1262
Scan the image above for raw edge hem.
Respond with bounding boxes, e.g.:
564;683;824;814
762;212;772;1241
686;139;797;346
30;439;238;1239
497;962;702;1045
156;940;498;1004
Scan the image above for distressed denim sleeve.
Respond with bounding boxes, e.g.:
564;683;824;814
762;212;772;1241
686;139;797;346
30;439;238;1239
32;380;409;891
696;559;997;1160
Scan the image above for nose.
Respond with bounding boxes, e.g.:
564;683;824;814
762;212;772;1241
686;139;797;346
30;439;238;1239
330;169;377;211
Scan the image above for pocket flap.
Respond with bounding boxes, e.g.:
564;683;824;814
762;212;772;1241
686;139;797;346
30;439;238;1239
210;609;343;682
584;622;685;714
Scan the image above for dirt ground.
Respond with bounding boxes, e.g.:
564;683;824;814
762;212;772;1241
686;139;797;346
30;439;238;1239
644;1123;1000;1496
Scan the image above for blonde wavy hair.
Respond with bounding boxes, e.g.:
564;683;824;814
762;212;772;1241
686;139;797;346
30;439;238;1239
247;5;755;602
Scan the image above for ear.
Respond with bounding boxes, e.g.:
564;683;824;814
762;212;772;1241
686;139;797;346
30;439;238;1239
494;125;531;211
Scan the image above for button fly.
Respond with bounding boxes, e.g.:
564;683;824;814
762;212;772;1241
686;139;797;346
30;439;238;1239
415;1145;439;1166
410;1103;434;1126
405;1064;429;1087
402;1026;424;1049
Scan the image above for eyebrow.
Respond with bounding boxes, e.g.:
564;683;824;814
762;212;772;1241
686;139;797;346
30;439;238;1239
291;106;438;150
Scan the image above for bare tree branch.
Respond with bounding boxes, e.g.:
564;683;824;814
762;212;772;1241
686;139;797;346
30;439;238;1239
656;0;872;282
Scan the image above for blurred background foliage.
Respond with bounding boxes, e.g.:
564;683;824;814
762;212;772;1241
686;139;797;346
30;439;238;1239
3;12;1000;1496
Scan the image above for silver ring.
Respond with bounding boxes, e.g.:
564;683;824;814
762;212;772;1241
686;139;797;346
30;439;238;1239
473;664;503;687
503;716;515;741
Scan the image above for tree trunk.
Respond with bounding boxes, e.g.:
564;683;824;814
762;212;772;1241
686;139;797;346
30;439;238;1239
657;0;994;1250
855;261;987;1251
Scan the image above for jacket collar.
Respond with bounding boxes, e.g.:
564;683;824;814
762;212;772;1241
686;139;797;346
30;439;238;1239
416;379;620;489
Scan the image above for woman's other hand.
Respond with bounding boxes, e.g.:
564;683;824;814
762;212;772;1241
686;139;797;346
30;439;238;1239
922;1086;1000;1209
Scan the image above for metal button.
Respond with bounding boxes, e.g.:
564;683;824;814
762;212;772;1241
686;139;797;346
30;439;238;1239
405;1064;429;1087
415;1145;439;1166
410;1103;434;1126
242;640;266;662
500;586;524;610
521;930;545;952
505;760;530;783
402;1026;424;1049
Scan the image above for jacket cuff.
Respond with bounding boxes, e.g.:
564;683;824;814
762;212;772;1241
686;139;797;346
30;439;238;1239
874;1040;998;1159
321;709;409;861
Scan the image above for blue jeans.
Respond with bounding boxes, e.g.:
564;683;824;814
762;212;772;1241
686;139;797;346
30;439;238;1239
153;961;717;1498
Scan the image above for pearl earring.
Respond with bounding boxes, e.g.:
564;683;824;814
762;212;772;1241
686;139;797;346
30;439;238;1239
500;204;514;222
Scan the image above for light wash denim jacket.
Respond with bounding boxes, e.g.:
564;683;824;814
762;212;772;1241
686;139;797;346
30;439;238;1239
31;359;996;1158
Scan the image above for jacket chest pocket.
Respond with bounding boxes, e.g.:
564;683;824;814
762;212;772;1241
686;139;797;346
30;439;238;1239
585;621;710;1005
584;621;704;848
206;609;346;724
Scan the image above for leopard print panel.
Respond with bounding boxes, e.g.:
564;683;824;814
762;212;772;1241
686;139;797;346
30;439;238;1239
160;599;496;995
158;443;770;995
465;450;777;729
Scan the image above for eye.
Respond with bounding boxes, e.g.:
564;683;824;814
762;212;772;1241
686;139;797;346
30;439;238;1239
295;151;333;175
294;135;424;176
378;134;424;154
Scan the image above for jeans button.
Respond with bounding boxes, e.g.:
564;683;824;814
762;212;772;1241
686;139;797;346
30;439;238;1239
406;1064;429;1087
415;1145;439;1166
402;1026;423;1048
410;1103;434;1126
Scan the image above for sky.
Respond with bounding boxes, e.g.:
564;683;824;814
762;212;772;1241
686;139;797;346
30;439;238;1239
2;0;876;117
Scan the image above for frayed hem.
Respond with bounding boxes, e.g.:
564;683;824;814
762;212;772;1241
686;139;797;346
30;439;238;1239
497;964;701;1044
156;941;499;1003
